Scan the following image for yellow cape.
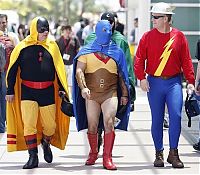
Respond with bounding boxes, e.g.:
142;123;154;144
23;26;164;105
6;17;70;152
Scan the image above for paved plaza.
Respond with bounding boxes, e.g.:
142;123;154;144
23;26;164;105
0;87;199;175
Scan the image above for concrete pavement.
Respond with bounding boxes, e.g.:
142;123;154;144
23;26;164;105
0;87;199;175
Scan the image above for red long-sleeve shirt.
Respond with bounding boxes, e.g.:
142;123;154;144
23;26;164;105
134;28;195;85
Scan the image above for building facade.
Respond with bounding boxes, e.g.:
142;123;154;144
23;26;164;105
125;0;200;68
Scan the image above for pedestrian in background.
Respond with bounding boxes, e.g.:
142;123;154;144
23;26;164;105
17;24;26;41
129;17;138;57
76;21;85;47
56;25;80;101
134;2;195;168
82;20;95;42
113;12;124;35
193;39;200;151
0;14;19;133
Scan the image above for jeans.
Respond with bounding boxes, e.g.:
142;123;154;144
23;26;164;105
0;71;6;133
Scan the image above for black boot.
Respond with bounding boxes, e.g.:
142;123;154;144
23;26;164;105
23;149;39;169
97;128;103;153
23;134;39;169
41;137;53;163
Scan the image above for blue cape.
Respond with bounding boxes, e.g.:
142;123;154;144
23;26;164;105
72;40;130;131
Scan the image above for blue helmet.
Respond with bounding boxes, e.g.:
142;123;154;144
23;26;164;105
95;20;112;45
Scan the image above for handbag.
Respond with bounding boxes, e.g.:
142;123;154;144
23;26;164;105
59;92;74;117
185;92;200;127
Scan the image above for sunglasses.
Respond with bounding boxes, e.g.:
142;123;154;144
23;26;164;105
38;26;49;33
152;15;165;19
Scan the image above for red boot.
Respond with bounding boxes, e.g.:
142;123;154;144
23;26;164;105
103;131;117;170
85;132;98;165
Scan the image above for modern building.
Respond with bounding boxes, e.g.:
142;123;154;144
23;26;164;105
121;0;200;69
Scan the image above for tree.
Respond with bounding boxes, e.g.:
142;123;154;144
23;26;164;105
0;0;110;26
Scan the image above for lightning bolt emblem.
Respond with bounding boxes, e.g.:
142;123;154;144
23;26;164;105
154;36;175;76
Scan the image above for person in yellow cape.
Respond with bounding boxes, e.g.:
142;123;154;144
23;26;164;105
5;16;70;169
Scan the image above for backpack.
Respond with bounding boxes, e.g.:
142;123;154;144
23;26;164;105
185;92;200;127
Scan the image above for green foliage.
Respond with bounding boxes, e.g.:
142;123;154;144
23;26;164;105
0;0;110;25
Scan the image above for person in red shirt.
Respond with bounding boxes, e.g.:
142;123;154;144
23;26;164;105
134;2;195;168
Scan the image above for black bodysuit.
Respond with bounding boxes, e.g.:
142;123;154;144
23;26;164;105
7;45;61;106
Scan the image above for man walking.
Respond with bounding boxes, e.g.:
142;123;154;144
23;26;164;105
134;2;195;168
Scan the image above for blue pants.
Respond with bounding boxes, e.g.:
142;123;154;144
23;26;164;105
147;75;183;151
0;72;6;133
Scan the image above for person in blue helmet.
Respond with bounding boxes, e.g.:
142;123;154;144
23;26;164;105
85;11;136;153
73;20;130;170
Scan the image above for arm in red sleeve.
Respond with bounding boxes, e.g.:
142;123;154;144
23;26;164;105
134;33;147;80
180;34;195;85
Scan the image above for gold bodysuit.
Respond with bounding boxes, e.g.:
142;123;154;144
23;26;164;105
78;53;118;104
